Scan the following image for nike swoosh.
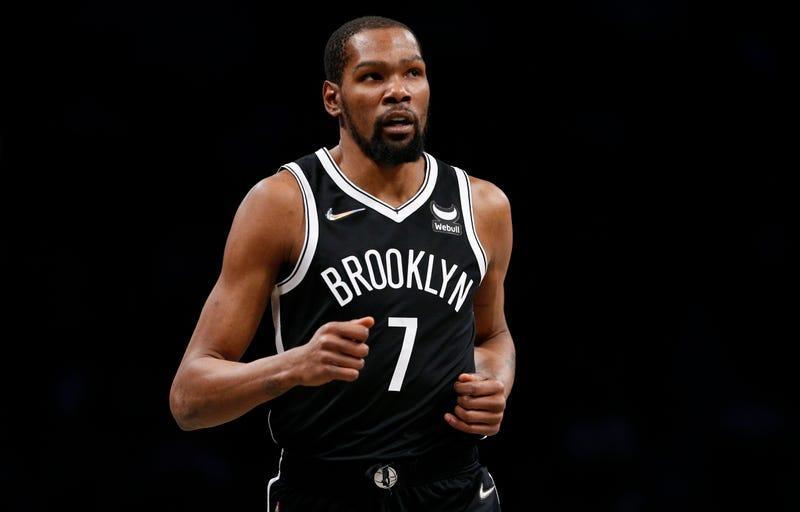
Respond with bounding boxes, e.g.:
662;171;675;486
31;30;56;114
479;482;495;500
326;207;366;221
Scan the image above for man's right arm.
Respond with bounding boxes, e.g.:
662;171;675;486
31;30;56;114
168;170;303;431
170;169;375;431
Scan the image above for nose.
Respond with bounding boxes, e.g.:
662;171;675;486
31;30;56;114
383;75;411;104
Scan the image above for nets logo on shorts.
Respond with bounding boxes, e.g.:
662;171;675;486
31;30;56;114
430;201;462;236
373;464;398;489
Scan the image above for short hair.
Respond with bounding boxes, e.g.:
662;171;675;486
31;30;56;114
324;16;421;86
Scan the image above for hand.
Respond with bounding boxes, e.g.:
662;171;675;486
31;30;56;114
291;316;375;387
444;373;506;436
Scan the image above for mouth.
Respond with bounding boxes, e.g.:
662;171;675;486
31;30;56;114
382;122;415;135
381;113;416;135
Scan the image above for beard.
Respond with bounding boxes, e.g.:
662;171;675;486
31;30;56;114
341;101;427;166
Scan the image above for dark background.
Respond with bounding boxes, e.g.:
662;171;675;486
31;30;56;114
3;1;793;510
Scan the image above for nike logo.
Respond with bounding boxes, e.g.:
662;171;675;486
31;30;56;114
326;207;366;221
479;482;495;500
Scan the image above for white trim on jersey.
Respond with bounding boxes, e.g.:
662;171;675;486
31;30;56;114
271;162;319;355
270;286;284;354
274;162;319;293
454;166;488;283
266;449;284;512
267;409;278;444
488;470;500;505
316;147;439;223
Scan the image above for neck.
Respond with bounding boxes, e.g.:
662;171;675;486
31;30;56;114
330;132;425;208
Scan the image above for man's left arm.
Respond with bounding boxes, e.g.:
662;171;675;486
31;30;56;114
445;178;515;436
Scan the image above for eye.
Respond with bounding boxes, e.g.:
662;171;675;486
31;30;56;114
363;72;382;81
408;68;423;77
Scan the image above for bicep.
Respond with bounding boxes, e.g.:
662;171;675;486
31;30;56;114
472;182;513;343
186;263;273;364
474;266;507;343
181;174;300;364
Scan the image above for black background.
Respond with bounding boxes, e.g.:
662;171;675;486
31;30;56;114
3;1;793;510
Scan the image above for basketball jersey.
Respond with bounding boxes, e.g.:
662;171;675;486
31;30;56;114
267;146;488;462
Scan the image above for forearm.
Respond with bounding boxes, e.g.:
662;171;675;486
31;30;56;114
170;349;300;431
474;331;516;398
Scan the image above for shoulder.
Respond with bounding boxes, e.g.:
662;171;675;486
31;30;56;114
436;156;510;219
467;175;511;222
462;174;512;269
469;176;511;262
225;168;305;265
247;167;304;212
233;169;304;235
438;154;510;218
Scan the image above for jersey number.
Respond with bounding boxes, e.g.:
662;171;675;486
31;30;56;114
387;317;418;392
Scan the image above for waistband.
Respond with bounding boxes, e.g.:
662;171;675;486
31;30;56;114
278;443;480;494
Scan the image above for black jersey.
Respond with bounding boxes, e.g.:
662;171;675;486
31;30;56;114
267;146;488;462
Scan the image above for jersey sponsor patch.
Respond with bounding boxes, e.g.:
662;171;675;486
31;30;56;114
430;201;462;235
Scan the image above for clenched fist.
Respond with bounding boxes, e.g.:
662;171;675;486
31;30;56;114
444;373;506;436
291;316;375;387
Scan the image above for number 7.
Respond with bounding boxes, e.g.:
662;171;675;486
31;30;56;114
387;317;418;392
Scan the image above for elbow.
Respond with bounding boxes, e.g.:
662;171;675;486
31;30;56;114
169;379;199;431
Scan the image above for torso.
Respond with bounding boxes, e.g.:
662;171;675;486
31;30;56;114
267;146;491;461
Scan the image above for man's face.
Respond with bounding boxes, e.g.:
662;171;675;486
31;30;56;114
337;27;430;166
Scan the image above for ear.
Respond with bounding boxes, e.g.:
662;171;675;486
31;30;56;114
322;80;342;117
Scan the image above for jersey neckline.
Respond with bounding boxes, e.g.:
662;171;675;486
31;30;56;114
315;147;438;224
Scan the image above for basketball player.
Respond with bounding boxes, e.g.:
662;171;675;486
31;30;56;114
169;16;515;512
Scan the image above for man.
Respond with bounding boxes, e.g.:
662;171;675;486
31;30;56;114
169;15;515;512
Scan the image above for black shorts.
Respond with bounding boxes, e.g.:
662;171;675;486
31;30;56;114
266;445;501;512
